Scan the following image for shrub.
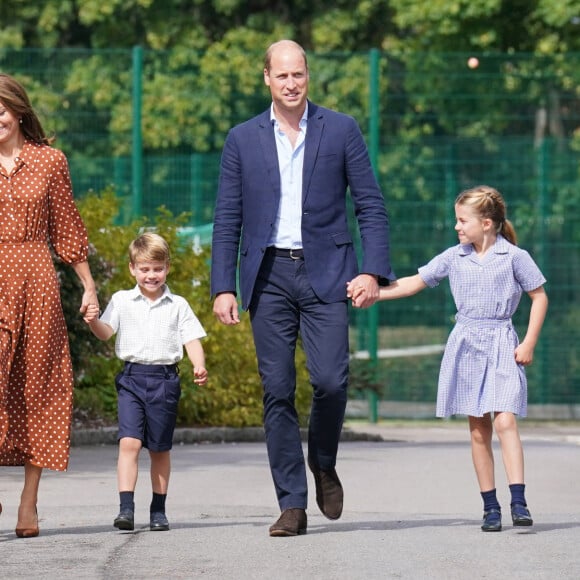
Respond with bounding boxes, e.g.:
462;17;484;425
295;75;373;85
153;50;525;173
61;189;312;427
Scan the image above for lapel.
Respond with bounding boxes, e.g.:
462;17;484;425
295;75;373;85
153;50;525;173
257;110;281;200
302;101;323;204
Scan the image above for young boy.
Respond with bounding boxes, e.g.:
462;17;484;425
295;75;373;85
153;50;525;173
85;232;208;531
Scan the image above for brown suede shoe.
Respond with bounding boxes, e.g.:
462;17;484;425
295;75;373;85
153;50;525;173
269;508;307;537
308;457;344;520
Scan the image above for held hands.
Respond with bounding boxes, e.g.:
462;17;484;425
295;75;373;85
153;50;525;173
80;290;100;323
346;274;378;308
346;281;364;308
193;366;208;386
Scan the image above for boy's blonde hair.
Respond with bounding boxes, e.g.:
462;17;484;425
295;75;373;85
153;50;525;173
129;232;170;264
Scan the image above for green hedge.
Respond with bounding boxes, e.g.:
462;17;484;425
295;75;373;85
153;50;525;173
60;189;312;427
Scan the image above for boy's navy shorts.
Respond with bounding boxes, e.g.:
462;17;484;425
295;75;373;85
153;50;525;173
115;362;181;451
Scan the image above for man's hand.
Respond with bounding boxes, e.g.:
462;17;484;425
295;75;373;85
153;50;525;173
213;292;241;325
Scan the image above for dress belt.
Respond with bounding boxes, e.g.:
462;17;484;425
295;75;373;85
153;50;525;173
455;313;513;329
267;247;304;260
123;361;179;375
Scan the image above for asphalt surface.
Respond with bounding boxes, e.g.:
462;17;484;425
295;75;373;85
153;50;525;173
1;420;580;579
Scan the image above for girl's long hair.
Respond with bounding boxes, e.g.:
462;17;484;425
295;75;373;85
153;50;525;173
455;185;517;245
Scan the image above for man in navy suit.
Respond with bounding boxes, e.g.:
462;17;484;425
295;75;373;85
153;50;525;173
211;39;394;537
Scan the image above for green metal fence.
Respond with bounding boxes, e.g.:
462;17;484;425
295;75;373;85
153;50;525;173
2;48;579;413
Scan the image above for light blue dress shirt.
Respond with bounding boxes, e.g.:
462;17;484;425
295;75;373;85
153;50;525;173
268;103;308;249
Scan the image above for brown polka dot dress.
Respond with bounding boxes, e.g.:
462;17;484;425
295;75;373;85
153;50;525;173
0;140;89;471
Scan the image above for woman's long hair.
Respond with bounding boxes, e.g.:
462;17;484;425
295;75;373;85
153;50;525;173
0;73;54;145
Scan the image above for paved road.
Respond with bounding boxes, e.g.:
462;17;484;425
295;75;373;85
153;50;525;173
1;421;580;579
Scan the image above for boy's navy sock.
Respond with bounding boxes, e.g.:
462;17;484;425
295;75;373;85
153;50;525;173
119;491;135;512
509;483;527;506
481;488;501;512
150;492;167;514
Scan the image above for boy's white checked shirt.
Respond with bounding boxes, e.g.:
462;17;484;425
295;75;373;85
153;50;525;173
99;285;206;365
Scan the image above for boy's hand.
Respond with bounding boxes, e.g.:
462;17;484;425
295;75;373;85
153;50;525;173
83;303;100;323
193;366;208;386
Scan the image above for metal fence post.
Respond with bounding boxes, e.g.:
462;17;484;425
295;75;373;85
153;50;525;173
367;47;380;423
536;137;550;404
132;45;143;219
190;153;203;225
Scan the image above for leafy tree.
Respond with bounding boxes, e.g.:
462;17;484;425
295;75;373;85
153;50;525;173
3;0;579;161
2;2;578;409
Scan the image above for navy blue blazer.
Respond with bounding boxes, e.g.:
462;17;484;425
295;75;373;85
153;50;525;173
211;101;394;310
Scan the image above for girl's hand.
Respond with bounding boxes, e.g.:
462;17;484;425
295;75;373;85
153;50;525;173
514;342;534;366
193;366;208;386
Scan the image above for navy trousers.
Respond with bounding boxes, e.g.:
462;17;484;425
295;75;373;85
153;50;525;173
249;251;349;510
116;362;181;452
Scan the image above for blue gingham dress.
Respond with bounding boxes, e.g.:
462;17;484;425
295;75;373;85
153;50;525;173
418;235;546;418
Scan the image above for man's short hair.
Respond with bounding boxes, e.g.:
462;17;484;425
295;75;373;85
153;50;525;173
264;39;308;72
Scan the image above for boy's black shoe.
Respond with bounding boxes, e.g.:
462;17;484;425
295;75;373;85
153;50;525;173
114;510;135;531
481;508;502;532
150;512;169;531
511;503;533;526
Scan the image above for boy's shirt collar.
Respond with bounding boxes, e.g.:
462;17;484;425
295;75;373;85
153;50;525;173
129;284;173;303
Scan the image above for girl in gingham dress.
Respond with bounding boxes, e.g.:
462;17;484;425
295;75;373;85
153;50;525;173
348;185;548;533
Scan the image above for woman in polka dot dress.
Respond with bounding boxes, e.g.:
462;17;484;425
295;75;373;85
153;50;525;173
0;74;99;538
